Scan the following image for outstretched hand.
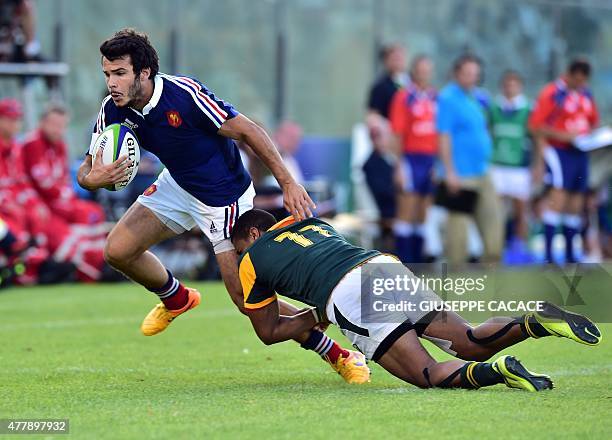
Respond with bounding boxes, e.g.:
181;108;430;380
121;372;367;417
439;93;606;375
282;181;316;221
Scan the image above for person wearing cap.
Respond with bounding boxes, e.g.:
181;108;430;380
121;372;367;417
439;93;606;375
22;104;106;226
0;98;32;205
0;98;52;283
0;98;107;282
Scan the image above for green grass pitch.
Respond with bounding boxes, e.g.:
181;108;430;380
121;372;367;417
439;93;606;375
0;282;610;439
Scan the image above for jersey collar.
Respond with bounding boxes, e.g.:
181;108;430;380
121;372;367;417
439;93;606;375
237;216;296;261
137;74;163;116
495;94;528;110
267;216;296;231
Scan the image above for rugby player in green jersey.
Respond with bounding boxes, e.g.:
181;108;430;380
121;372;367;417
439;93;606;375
231;209;601;391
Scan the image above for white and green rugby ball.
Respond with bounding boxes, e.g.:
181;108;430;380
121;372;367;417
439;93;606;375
92;123;141;191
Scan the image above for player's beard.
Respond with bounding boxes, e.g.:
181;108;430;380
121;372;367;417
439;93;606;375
125;77;145;109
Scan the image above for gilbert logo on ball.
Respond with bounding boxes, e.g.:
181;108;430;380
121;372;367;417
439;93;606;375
92;123;141;191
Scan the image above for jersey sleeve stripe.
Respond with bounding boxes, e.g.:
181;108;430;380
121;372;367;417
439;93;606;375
244;295;278;310
163;75;224;128
175;76;228;119
267;216;296;231
239;253;257;301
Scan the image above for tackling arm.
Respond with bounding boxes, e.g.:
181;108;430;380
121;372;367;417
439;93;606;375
247;300;318;345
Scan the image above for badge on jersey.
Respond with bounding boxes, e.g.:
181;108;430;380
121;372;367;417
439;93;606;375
143;184;157;196
166;110;183;128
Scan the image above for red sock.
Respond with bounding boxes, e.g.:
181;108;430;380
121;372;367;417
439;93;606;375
325;341;350;363
162;283;189;310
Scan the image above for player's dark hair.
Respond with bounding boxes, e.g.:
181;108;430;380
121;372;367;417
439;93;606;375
567;58;591;77
452;53;482;74
231;209;277;243
379;43;403;62
100;28;159;79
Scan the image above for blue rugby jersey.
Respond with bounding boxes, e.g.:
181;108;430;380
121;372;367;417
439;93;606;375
88;73;252;207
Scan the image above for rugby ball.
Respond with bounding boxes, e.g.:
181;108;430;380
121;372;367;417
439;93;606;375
92;123;140;191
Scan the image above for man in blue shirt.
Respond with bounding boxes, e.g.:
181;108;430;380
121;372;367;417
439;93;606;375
76;29;367;383
436;54;503;266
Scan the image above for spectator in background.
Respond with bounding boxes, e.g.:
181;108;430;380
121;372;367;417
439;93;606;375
388;55;437;263
489;71;532;255
273;120;304;184
363;44;408;249
362;113;396;252
436;54;503;266
0;0;40;62
0;98;108;282
22;104;106;226
529;59;599;263
0;98;72;284
583;146;612;262
367;43;409;119
235;118;271;187
253;120;305;220
0;100;49;284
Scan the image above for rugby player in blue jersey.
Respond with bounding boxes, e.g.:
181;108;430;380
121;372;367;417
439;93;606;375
77;29;369;383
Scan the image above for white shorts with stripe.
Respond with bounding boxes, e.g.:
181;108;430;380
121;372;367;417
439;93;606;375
325;255;445;361
137;168;255;254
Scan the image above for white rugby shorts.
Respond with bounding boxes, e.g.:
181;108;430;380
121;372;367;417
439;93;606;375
325;255;447;360
137;168;255;254
490;165;531;201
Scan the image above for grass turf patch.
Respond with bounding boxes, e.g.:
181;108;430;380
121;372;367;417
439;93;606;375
0;282;610;439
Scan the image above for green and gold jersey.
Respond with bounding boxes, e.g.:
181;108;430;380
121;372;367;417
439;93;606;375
238;217;380;315
490;95;531;167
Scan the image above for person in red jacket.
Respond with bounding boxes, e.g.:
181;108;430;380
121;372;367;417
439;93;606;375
22;104;105;225
0;98;106;282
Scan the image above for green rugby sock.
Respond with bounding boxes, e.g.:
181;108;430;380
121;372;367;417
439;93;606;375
520;313;552;338
460;362;504;388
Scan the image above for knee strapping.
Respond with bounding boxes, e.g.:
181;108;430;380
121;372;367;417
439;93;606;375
422;367;433;388
466;319;521;345
436;366;463;388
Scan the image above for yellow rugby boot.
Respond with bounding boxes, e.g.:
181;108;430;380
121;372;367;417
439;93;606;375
141;287;201;336
528;302;602;346
493;355;553;392
326;350;371;384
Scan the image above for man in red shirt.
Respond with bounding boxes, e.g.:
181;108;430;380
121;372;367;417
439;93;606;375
388;55;437;263
529;59;599;263
22;104;105;225
0;98;105;282
0;99;48;247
